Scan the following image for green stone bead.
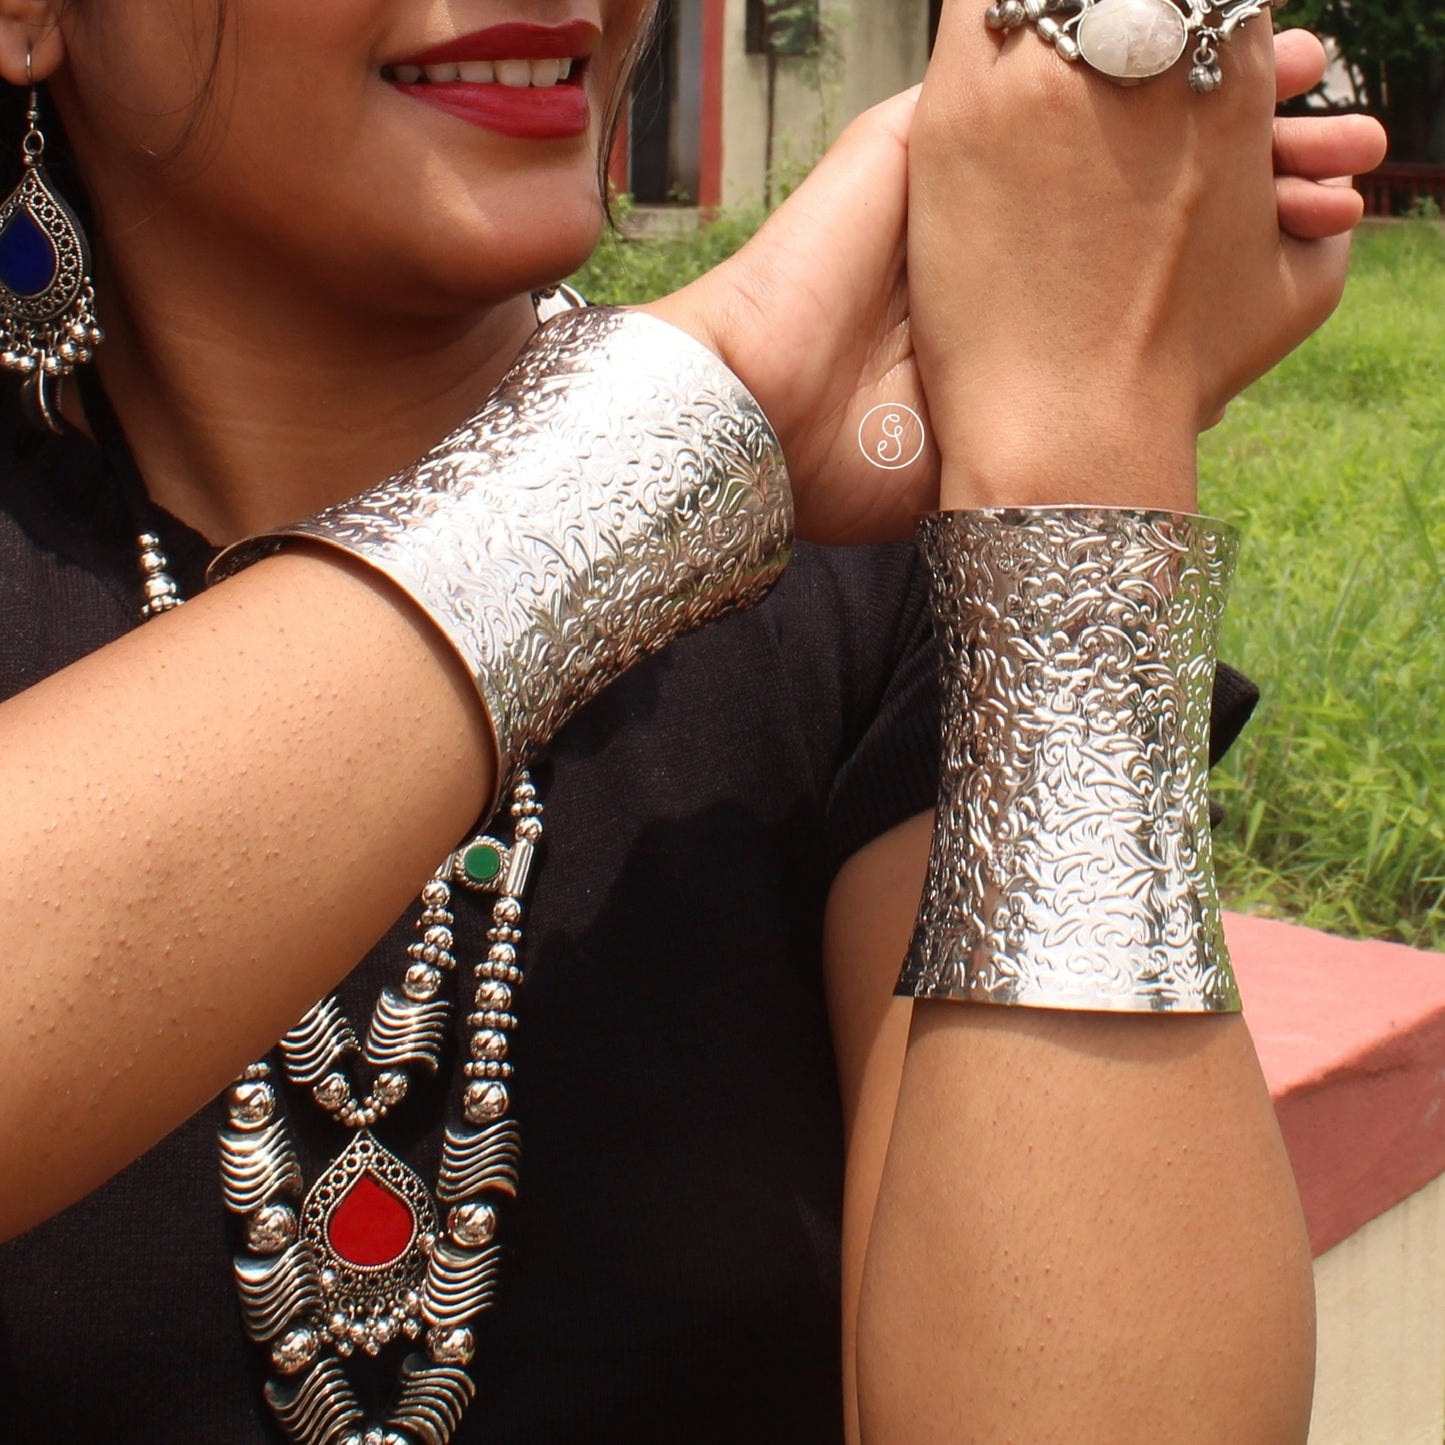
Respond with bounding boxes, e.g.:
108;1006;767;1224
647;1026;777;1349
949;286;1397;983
462;842;503;883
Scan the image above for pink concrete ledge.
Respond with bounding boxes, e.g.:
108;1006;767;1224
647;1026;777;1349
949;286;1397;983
1228;911;1445;1256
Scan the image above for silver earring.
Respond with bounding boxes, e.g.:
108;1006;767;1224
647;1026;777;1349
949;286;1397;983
0;48;103;432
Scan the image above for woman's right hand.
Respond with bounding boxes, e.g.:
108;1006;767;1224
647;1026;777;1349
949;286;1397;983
906;15;1382;512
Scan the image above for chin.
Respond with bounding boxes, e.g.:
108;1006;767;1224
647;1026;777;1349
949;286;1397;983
413;174;609;307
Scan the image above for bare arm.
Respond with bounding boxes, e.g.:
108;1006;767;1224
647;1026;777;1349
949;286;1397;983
826;819;1315;1443
0;549;494;1239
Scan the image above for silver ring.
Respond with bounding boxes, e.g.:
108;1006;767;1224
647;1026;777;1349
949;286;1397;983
985;0;1286;93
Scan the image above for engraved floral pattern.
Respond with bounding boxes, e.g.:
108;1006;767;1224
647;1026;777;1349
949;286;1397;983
898;508;1242;1013
213;307;794;811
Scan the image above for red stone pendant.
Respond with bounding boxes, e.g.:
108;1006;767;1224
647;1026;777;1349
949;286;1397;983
300;1131;438;1356
327;1171;416;1267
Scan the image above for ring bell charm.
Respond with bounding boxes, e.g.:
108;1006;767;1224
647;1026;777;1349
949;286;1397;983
985;0;1287;91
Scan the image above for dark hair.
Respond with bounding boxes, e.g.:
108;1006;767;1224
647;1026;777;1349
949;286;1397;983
0;0;656;257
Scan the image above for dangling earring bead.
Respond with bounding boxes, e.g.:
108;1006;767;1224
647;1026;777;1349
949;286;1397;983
0;50;104;433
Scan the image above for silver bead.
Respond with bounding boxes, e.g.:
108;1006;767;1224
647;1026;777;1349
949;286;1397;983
1189;63;1223;93
422;925;454;951
448;1202;498;1247
464;1060;512;1079
494;898;522;925
474;980;513;1011
327;1310;349;1338
1055;32;1080;61
403;963;443;1000
463;1080;508;1123
371;1070;409;1106
487;942;517;968
271;1326;320;1375
245;1203;299;1254
470;1029;508;1061
427;1326;475;1366
515;816;543;843
421;878;451;908
314;1072;351;1110
227;1079;276;1127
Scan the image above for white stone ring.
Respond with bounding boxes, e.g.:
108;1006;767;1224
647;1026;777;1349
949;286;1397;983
985;0;1286;93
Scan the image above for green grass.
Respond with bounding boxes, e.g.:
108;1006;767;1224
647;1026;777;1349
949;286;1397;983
1199;223;1445;951
570;198;764;304
571;212;1445;951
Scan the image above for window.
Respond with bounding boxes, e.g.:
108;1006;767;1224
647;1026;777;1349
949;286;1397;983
744;0;820;57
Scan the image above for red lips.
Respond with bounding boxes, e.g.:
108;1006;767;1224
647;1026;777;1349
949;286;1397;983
395;19;600;66
388;20;598;139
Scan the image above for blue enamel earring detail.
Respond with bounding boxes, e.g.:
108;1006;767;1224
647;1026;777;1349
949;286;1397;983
0;57;103;433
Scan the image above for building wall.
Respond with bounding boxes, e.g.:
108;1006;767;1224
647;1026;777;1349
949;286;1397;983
719;0;932;209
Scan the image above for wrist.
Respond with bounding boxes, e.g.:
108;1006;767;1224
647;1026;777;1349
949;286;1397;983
939;433;1199;513
930;384;1201;513
636;284;728;375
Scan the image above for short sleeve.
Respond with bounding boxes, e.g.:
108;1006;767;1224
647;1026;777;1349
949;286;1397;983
816;543;942;881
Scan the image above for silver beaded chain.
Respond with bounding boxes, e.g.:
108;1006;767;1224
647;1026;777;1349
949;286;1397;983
135;531;541;1445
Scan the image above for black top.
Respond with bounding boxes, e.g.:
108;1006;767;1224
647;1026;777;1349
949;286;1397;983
0;388;1257;1444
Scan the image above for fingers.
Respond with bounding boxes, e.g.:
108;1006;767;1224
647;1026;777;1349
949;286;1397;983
1275;113;1389;181
1272;112;1386;239
1273;28;1327;103
1277;175;1365;240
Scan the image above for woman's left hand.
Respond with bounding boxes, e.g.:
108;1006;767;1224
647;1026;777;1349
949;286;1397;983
645;28;1384;546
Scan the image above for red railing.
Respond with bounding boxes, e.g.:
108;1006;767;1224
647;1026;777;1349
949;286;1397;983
1359;162;1445;218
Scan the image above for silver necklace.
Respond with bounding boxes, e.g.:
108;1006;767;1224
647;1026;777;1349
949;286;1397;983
137;530;539;1445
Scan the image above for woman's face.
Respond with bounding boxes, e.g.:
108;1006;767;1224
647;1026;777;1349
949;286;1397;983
47;0;652;314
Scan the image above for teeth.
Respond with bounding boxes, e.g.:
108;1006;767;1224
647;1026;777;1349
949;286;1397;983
393;57;581;87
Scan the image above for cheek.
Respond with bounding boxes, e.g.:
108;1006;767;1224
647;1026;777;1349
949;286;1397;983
60;3;226;156
60;0;640;305
59;0;381;177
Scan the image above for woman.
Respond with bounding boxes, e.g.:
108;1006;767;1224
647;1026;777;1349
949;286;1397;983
0;0;1385;1439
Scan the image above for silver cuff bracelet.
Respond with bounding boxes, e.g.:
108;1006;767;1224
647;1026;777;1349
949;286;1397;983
210;306;794;817
897;507;1242;1014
